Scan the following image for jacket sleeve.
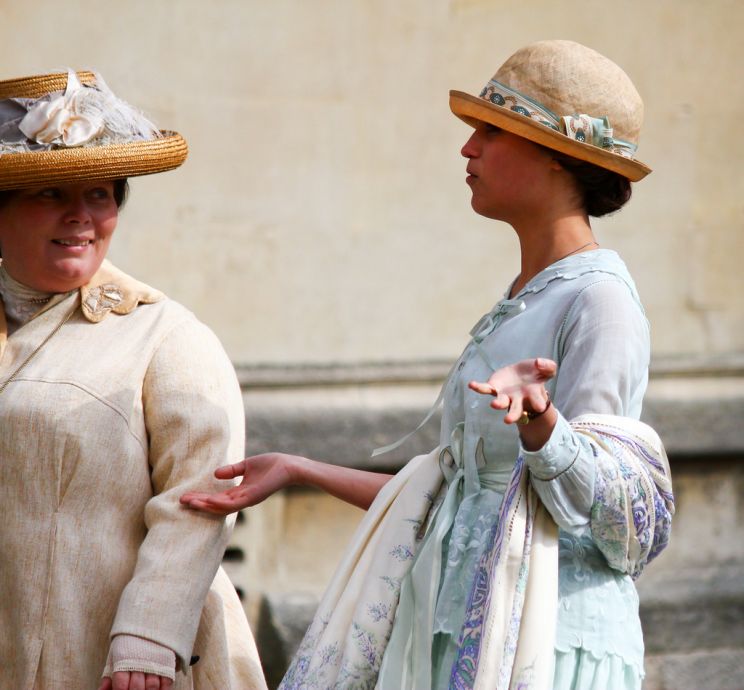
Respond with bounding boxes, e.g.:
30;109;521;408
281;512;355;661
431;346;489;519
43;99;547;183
521;278;650;530
110;313;245;670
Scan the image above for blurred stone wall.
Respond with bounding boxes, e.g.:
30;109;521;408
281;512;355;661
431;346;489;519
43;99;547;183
2;1;743;688
1;0;742;364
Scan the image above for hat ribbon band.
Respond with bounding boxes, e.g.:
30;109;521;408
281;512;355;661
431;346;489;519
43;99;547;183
479;79;637;159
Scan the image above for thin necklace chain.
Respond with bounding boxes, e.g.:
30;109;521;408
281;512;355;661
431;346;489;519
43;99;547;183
510;239;599;298
553;239;598;264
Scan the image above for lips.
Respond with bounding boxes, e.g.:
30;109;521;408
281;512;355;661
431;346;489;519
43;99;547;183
52;238;93;247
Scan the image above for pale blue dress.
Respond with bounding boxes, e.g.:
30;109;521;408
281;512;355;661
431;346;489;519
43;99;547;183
377;249;649;689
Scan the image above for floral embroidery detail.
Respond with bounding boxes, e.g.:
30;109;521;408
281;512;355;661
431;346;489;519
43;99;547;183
83;283;123;317
379;575;399;592
389;544;414;561
366;602;393;624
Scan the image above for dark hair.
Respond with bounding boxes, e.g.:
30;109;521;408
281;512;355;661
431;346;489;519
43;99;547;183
0;189;15;210
112;179;129;208
0;178;129;210
550;151;632;218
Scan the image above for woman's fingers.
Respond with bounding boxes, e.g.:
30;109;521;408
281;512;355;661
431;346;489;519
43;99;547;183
468;380;510;408
112;671;137;690
183;481;264;513
100;669;171;689
468;380;496;395
182;495;243;515
180;491;211;505
503;396;525;424
144;673;164;690
525;387;550;414
534;357;557;379
183;453;296;514
471;358;557;423
107;672;170;690
214;460;247;480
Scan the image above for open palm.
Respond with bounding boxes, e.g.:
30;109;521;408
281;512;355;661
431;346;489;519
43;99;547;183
180;453;296;515
468;357;556;423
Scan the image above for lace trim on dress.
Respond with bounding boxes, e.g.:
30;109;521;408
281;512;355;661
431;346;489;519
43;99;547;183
553;647;643;689
510;250;639;302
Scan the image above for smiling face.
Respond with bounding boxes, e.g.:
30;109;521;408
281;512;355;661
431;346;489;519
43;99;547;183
461;123;563;224
0;181;119;292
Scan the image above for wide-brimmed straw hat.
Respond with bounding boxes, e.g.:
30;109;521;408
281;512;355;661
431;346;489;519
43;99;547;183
450;40;650;181
0;70;188;191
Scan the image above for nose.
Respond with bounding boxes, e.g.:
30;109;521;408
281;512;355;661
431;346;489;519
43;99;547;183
62;196;93;225
461;129;480;159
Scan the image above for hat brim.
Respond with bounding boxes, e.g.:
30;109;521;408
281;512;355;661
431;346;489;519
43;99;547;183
0;131;188;191
450;91;651;182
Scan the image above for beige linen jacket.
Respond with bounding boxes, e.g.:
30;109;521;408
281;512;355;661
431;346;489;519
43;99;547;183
0;261;266;690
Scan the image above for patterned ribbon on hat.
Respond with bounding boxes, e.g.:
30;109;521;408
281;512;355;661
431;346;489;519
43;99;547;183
479;79;638;159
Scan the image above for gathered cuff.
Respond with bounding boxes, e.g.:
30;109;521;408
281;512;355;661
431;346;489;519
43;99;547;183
521;413;580;480
103;634;176;681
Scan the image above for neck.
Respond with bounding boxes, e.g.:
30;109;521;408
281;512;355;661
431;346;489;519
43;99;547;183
509;209;597;297
0;264;56;333
0;264;53;299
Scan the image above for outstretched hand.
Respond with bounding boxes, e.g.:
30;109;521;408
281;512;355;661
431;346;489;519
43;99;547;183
180;453;297;515
468;357;556;424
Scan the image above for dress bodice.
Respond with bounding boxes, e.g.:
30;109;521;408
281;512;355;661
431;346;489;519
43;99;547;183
438;249;647;494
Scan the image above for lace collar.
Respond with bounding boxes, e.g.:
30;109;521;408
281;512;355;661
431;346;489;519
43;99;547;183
509;249;637;299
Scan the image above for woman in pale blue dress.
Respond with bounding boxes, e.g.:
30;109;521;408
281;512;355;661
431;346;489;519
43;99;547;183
183;40;673;689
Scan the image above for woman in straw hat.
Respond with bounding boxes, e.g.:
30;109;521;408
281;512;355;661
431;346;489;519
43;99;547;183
183;40;674;689
0;71;267;690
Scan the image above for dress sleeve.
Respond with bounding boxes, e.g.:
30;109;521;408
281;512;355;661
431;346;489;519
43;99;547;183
522;278;650;531
110;313;245;670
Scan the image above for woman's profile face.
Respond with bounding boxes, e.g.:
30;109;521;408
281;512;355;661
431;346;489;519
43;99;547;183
0;181;119;292
461;123;558;223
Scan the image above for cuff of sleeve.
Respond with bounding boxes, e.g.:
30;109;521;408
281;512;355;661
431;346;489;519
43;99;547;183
521;412;580;480
108;634;176;681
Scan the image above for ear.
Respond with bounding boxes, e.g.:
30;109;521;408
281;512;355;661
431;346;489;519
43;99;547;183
549;157;564;172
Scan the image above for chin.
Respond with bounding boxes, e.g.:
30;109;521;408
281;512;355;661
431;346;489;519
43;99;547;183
46;259;104;292
470;201;502;222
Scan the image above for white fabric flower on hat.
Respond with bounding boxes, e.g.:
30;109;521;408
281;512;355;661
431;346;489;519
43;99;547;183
19;70;103;147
